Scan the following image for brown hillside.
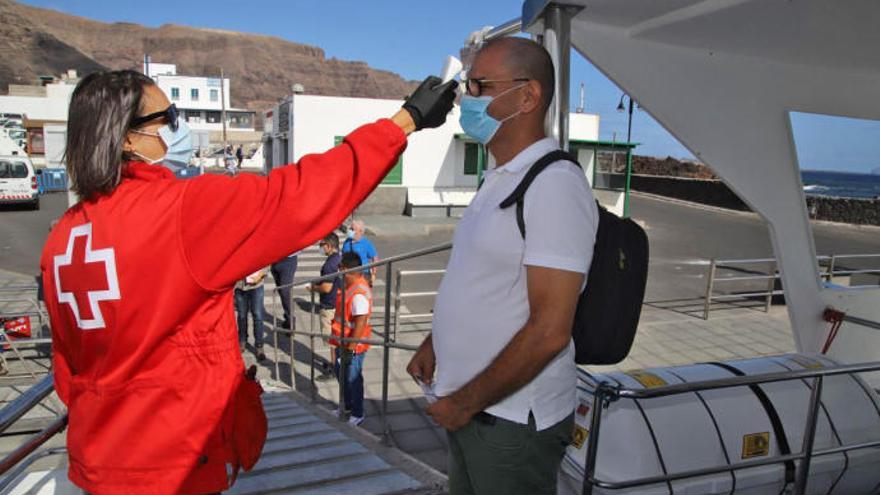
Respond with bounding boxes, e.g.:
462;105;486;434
0;1;105;90
0;0;417;112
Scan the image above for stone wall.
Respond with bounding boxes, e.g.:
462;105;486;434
630;175;749;211
806;196;880;226
630;174;880;226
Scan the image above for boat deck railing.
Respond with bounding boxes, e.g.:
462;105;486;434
582;359;880;495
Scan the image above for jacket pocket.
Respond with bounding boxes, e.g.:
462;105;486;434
231;366;267;471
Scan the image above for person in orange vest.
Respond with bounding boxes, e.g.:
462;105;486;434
329;252;373;426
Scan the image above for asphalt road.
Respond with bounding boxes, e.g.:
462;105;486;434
628;193;880;302
0;192;69;277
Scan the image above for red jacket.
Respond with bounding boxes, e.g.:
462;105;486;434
40;120;406;494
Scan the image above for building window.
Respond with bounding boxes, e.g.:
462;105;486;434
210;89;218;102
464;142;480;175
206;111;221;123
170;87;179;100
191;88;199;101
184;109;202;123
28;129;45;155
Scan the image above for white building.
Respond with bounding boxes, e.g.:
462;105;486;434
263;94;634;216
145;62;256;136
0;81;76;168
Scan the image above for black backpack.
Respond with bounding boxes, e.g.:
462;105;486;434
499;150;649;365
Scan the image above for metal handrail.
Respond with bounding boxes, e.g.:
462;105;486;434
841;314;880;331
278;242;453;290
582;360;880;495
0;286;39;294
0;446;67;493
703;253;880;319
0;374;55;434
393;269;446;340
0;418;67;483
265;241;453;444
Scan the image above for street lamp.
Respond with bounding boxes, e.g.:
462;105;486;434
616;94;637;219
617;94;635;144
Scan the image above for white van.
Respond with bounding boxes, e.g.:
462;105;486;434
0;154;39;210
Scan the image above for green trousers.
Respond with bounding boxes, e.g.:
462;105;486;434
447;412;574;495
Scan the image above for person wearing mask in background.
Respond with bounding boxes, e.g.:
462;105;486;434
407;38;598;494
328;252;373;426
41;69;456;494
342;219;378;285
235;267;267;361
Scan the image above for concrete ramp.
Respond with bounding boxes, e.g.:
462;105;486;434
231;390;445;494
6;389;446;494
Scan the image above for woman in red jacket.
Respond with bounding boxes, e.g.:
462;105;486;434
40;70;455;494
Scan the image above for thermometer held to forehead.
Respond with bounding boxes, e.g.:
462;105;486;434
440;55;463;84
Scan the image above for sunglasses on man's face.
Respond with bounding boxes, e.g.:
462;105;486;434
464;78;530;97
130;104;179;131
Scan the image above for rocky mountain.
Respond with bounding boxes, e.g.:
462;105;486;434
0;0;417;112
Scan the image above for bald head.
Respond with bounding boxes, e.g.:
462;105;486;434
478;37;555;113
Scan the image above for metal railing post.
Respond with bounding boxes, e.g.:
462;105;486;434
337;274;347;421
765;261;776;313
393;269;403;342
309;290;317;400
381;261;394;445
704;259;717;320
827;255;836;283
582;384;608;495
272;288;280;383
289;289;296;390
794;375;824;495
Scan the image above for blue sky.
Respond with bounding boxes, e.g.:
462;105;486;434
21;0;880;173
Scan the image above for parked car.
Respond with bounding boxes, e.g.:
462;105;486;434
0;155;39;210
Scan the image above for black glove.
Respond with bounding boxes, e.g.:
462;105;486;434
402;76;458;131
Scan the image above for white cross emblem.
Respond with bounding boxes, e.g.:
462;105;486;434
53;223;120;330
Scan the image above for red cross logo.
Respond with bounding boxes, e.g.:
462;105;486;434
53;223;120;330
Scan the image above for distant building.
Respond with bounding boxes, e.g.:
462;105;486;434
262;94;634;216
144;62;256;139
0;73;77;168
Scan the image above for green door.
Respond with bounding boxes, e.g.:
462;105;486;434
336;135;402;185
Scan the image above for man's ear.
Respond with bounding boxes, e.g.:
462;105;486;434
521;80;543;114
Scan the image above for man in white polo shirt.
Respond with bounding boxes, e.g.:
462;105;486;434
407;37;598;494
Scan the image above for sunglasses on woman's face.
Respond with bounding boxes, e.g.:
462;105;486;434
130;104;179;131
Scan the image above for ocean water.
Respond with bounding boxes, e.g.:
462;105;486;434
801;170;880;199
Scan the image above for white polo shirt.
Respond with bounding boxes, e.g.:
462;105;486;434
432;137;598;431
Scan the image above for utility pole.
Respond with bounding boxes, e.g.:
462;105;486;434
220;67;228;157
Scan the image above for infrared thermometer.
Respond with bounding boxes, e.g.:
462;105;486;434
440;55;463;83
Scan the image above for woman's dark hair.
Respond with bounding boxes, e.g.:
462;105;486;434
65;70;155;199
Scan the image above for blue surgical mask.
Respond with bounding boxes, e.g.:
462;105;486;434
459;84;525;145
346;229;355;239
132;117;193;173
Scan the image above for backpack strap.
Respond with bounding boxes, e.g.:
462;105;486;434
498;150;582;239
